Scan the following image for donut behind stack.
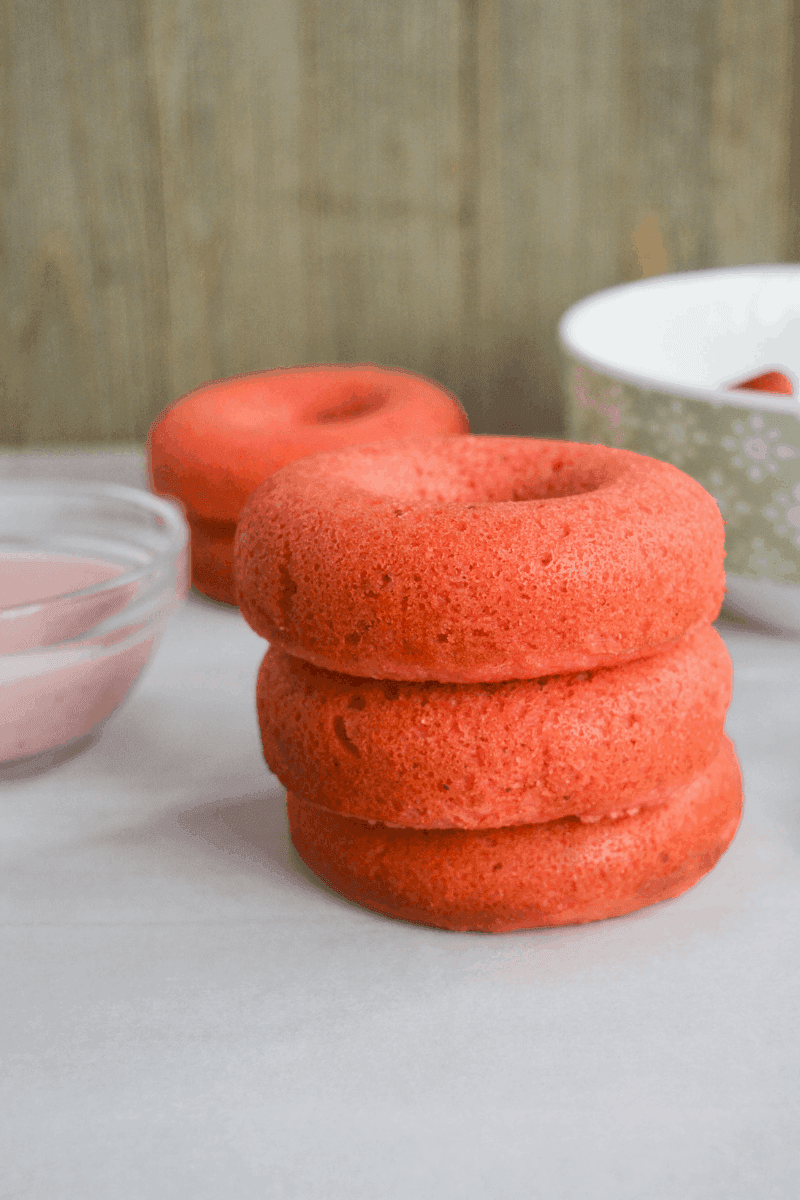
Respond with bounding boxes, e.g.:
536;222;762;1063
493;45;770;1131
147;364;468;605
234;436;742;932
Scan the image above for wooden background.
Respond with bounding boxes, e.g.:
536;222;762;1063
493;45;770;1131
2;0;798;446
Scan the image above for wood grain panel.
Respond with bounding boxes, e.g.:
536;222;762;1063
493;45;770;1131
475;0;796;436
0;0;170;445
147;0;308;399
144;0;468;412
1;0;797;447
709;0;795;265
475;0;630;435
296;0;465;392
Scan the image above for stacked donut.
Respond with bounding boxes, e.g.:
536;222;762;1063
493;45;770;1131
147;364;468;604
233;436;742;932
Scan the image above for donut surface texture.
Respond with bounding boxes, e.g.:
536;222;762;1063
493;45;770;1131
235;436;726;681
287;737;742;932
258;622;731;828
147;365;468;605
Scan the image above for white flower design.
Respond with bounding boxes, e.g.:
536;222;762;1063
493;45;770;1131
706;469;752;522
566;359;800;581
638;395;713;468
722;415;799;482
769;483;800;548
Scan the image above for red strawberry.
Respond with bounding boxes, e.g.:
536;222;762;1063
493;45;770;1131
731;371;794;396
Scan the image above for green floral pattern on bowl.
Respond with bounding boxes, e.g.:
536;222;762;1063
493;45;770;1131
562;357;800;584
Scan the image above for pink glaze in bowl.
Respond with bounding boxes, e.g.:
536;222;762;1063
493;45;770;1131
0;481;188;776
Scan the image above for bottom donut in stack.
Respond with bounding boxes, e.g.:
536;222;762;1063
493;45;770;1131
257;625;742;932
286;739;741;932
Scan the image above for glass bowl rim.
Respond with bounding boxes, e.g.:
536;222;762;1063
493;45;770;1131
0;479;188;618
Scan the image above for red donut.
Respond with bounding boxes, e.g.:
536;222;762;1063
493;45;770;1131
185;518;236;606
258;622;731;828
147;364;468;605
287;736;742;932
234;436;726;681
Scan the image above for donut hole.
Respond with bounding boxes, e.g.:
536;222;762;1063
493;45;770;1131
331;440;614;505
506;478;598;502
313;390;387;424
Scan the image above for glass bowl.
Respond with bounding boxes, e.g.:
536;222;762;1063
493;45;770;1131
1;480;189;778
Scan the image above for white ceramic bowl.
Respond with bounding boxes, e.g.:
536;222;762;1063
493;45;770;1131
0;481;189;778
559;265;800;635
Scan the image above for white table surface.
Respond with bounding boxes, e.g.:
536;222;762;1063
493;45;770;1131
2;447;800;1200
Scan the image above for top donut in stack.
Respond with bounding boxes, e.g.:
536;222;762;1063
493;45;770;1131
146;365;469;605
234;436;742;932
